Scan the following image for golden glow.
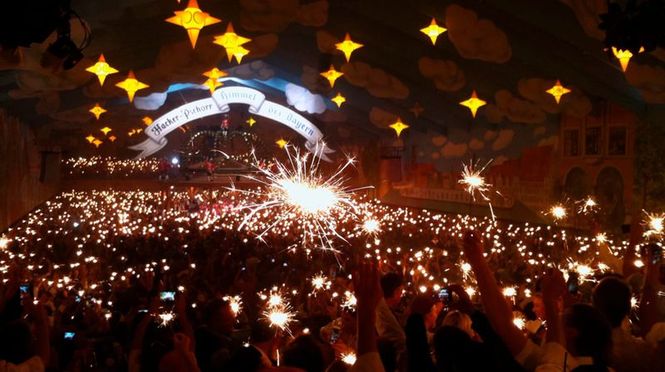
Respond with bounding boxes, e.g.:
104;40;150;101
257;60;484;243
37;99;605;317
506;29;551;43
115;71;149;102
165;0;221;48
246;116;256;127
331;92;346;108
86;54;118;86
420;18;447;45
611;46;643;72
546;80;570;104
276;139;289;149
389;117;409;137
202;78;222;94
213;23;252;63
100;127;112;136
320;65;344;88
335;33;363;62
459;90;486;118
89;104;107;120
108;135;117;142
142;116;153;126
85;135;96;144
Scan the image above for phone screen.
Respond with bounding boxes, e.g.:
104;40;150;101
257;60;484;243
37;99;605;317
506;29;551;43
160;291;176;301
19;284;30;294
438;289;450;302
64;332;75;340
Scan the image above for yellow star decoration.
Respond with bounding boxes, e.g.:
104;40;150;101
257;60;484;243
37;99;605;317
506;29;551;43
108;135;117;142
85;135;96;143
420;18;447;45
246;116;256;127
203;67;228;80
136;128;143;134
213;23;252;63
335;33;363;62
92;139;103;148
115;71;149;102
320;65;344;88
389;117;409;137
100;127;112;136
165;0;220;48
128;130;136;137
276;139;289;149
611;46;644;72
459;90;486;118
203;78;223;94
89;104;107;120
86;54;118;86
546;80;571;104
331;93;346;108
142;116;153;126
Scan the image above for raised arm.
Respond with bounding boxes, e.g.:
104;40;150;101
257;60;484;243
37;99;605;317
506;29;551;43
639;246;660;336
350;261;385;372
461;230;526;356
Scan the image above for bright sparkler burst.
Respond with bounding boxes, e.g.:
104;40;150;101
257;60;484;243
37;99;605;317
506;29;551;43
361;218;381;235
644;212;665;238
578;196;598;214
263;304;295;333
224;295;243;316
235;144;369;250
311;274;330;291
458;159;499;220
341;352;357;365
549;204;567;221
158;311;175;327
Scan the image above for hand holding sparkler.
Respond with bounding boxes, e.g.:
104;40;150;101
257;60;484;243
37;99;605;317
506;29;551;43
540;268;566;344
462;230;484;263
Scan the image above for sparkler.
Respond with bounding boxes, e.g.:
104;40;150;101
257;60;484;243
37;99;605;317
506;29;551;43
224;295;243;316
512;312;526;330
311;274;330;291
644;212;665;238
341;352;357;365
458;159;499;220
361;218;381;235
549;204;567;221
578;196;598;214
158;311;176;327
235;144;369;251
342;291;357;311
263;304;295;333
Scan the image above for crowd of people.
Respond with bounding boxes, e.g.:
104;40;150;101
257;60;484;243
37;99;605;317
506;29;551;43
0;187;663;372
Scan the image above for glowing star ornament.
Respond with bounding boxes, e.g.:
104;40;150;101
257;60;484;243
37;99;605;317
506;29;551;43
420;18;447;45
115;71;149;102
203;67;228;80
320;65;344;88
611;47;644;72
546;80;571;104
165;0;220;48
108;135;117;142
246;116;256;127
410;102;424;118
276;139;289;149
92;139;103;148
331;93;346;108
389;117;409;137
459;90;486;118
142;117;153;126
100;127;112;136
213;23;252;63
335;33;363;62
89;104;107;120
86;54;118;86
85;135;96;144
202;78;222;94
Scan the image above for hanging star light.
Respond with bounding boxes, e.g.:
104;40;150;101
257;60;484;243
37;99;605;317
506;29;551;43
108;135;117;142
246;116;256;127
389;117;409;137
92;139;103;148
410;102;424;118
85;135;96;143
331;93;346;108
459;90;486;118
335;33;363;62
276;139;289;149
611;47;644;72
420;18;447;45
115;71;149;102
546;80;571;104
165;0;220;48
202;78;222;94
320;65;344;88
203;67;228;80
86;54;118;86
89;104;107;120
100;127;112;136
142;117;153;126
213;23;252;63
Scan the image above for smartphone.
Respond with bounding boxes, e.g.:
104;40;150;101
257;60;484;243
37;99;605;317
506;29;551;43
19;284;30;294
160;291;176;301
138;309;148;313
64;332;76;340
438;288;450;302
75;296;81;303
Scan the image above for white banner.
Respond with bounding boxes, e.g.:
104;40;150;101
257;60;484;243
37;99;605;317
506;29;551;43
129;86;333;160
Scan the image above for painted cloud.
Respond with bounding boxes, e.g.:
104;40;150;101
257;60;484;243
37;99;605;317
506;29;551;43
342;62;409;99
626;63;665;104
418;57;466;92
491;129;514;151
441;141;468;158
445;4;512;63
284;83;326;114
239;0;328;33
369;107;397;129
485;90;546;124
